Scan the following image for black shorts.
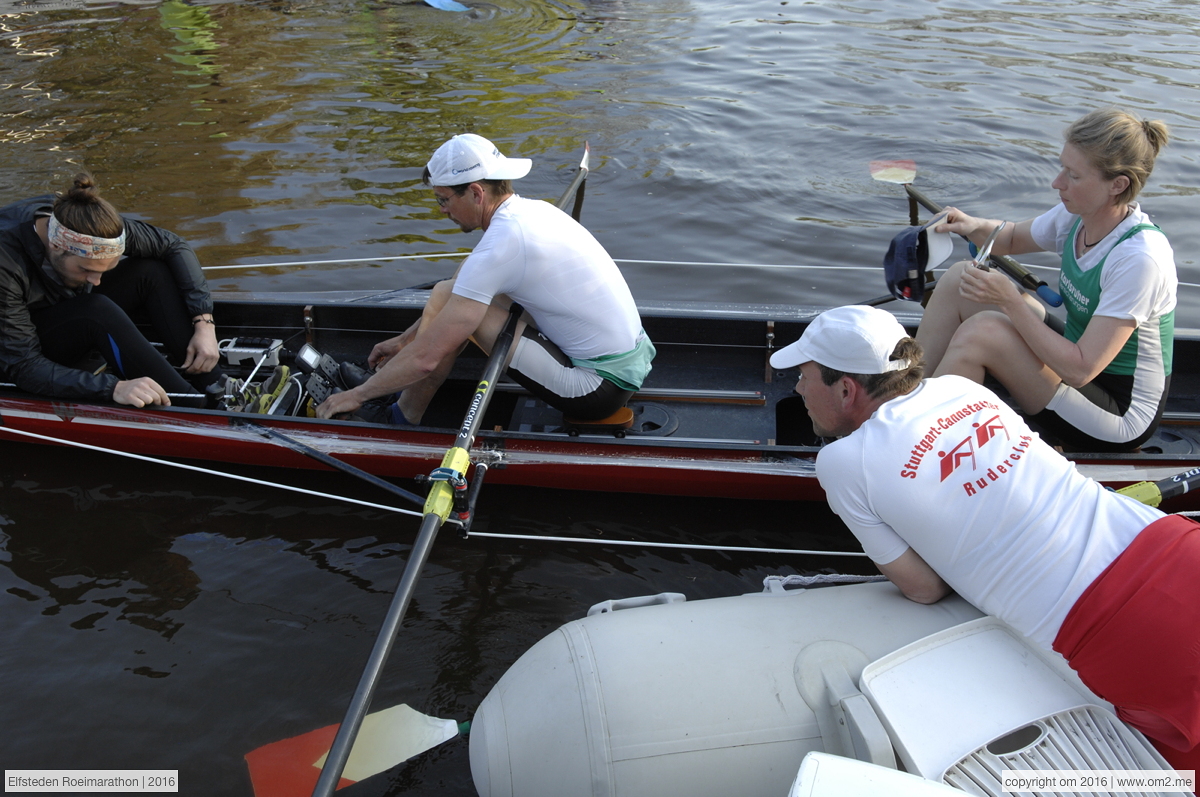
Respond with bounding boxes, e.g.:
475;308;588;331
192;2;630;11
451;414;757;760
505;327;634;421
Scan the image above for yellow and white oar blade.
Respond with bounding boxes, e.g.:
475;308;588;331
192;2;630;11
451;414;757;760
869;159;917;184
245;703;461;797
314;703;460;781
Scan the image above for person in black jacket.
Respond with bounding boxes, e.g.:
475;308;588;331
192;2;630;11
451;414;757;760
0;172;222;408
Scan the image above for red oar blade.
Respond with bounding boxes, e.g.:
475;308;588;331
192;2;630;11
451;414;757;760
245;722;351;797
869;159;917;184
245;704;461;797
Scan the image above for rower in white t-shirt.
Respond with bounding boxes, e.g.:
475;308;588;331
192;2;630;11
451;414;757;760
316;134;654;424
771;305;1200;772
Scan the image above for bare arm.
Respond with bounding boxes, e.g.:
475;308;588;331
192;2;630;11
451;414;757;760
315;294;488;418
959;267;1135;386
368;278;462;369
934;209;1041;257
876;548;952;605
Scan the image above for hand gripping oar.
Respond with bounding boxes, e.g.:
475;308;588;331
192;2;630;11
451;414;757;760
308;303;524;797
1117;466;1200;508
903;184;1063;307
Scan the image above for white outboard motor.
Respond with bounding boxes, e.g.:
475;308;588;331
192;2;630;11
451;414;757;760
469;581;983;797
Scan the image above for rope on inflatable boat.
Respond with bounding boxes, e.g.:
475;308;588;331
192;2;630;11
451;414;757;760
466;531;870;557
763;573;887;591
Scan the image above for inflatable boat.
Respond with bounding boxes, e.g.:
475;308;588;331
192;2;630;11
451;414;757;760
469;579;1180;797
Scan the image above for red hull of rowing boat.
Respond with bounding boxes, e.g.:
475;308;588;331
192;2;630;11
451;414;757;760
3;395;1197;509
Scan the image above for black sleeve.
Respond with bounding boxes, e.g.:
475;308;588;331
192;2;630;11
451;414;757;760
0;265;120;400
120;217;214;318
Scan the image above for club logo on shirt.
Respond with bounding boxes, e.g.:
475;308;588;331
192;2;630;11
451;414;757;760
939;435;976;481
939;414;1010;481
898;399;1002;479
901;401;1034;495
1059;272;1091;312
958;435;1033;496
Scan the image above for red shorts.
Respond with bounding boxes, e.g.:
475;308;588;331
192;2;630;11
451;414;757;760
1053;513;1200;766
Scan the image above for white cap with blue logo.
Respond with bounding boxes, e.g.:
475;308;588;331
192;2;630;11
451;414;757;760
426;134;532;186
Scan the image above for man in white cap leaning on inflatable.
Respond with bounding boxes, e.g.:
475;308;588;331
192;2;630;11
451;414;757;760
770;304;1200;771
317;134;654;424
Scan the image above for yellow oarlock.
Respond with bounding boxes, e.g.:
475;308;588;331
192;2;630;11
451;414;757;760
422;446;472;519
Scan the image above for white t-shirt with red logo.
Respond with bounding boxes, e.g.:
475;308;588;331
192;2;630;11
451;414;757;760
817;375;1163;648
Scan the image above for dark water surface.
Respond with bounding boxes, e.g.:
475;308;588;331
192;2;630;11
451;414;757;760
1;445;864;794
3;0;1200;793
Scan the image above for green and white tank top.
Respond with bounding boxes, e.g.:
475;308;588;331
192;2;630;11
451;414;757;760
1059;218;1174;377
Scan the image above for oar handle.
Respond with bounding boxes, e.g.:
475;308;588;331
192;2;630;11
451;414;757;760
904;185;1064;307
1034;284;1063;306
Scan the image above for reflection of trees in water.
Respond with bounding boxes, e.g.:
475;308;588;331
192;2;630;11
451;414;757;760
0;0;687;271
159;0;222;76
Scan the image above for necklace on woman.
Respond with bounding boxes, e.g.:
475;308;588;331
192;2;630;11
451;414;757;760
1081;207;1132;249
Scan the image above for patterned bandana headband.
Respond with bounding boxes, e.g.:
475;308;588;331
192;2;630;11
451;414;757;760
48;214;125;259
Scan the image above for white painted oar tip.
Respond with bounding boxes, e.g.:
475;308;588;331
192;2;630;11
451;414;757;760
424;0;470;10
869;159;917;184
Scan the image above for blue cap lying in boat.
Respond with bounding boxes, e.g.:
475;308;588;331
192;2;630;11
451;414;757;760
882;213;954;302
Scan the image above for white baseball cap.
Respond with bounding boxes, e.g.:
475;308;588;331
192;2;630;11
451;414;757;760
770;306;912;374
426;134;532;186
